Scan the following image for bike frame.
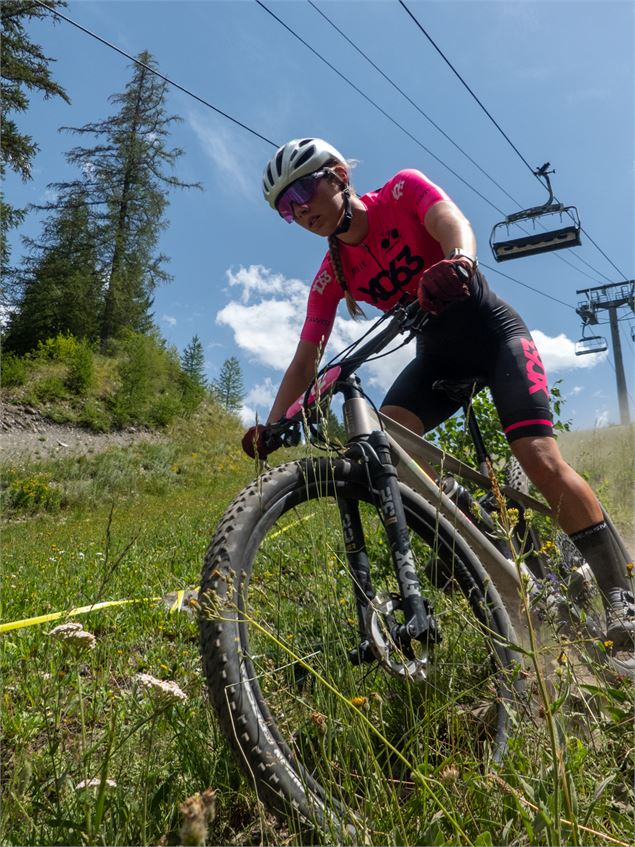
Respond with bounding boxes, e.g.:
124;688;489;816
269;298;631;670
337;375;541;649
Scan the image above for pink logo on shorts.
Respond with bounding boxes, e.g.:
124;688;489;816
520;337;549;396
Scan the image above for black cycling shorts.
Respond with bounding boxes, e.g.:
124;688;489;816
381;271;554;443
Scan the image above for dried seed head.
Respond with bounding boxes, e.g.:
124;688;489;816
179;789;216;846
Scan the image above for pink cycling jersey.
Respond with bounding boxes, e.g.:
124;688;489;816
300;169;450;346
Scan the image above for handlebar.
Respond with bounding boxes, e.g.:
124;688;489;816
263;298;427;446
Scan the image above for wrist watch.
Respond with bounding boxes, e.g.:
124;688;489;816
448;248;478;268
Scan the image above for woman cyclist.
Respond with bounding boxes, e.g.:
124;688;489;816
242;137;634;648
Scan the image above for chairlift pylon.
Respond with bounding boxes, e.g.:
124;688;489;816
490;163;582;262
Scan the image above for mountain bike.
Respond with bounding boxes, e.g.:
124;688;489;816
198;298;633;840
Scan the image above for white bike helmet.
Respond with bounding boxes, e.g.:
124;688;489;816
262;137;346;210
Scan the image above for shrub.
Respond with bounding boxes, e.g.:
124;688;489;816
0;353;27;387
79;399;112;432
31;374;68;402
66;339;95;394
110;331;185;428
36;333;80;363
1;470;62;514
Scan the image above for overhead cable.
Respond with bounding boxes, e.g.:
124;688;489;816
34;1;613;311
480;262;575;311
399;0;630;282
35;0;280;148
307;0;521;208
255;0;507;215
307;0;613;287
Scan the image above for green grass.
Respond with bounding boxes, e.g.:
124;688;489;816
1;416;634;845
557;423;635;548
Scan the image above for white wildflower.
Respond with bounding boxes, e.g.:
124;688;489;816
76;778;117;790
134;673;188;705
48;622;96;651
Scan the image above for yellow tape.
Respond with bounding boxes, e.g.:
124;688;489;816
269;512;314;539
169;589;186;614
0;597;161;634
2;513;317;635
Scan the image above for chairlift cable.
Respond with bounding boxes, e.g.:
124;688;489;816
307;0;612;287
479;262;575;310
36;1;622;308
255;0;506;215
307;0;521;209
398;0;537;177
263;2;614;286
399;0;630;282
34;0;280;148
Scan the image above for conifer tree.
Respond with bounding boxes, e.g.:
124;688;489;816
49;51;199;347
181;334;207;387
0;0;69;296
4;190;102;353
213;357;245;414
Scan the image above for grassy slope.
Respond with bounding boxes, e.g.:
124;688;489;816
1;416;634;845
557;423;635;548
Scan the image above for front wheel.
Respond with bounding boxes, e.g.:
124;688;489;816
199;458;522;841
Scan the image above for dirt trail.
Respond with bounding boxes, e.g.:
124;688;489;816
1;403;162;461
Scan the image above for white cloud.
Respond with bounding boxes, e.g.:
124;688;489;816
218;270;610;421
216;265;313;369
530;329;607;372
162;314;177;327
239;404;256;426
244;377;278;410
594;409;610;428
569;386;584;396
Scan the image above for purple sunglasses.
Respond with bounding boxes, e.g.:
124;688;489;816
276;170;329;223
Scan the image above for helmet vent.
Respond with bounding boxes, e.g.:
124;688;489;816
275;148;285;176
294;145;316;170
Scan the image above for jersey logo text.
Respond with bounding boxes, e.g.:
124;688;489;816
357;245;424;304
312;270;331;295
521;337;549;396
392;180;405;200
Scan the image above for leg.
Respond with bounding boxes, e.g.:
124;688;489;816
487;328;634;646
511;435;634;646
510;436;601;534
379;405;436;478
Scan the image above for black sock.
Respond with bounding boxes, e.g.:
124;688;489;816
569;521;631;599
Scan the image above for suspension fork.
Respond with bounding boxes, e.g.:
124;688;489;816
340;377;439;652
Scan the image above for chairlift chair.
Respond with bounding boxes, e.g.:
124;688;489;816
490;164;582;262
575;329;608;356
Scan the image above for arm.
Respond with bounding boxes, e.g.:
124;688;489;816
266;339;322;424
423;200;476;260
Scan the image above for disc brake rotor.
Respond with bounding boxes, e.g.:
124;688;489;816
366;592;429;683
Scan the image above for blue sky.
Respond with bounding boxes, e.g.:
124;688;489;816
6;0;635;429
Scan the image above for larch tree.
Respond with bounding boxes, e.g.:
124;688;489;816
213;356;245;414
49;51;200;347
181;334;207;387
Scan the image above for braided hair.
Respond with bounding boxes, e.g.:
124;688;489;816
327;234;365;319
323;161;365;320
